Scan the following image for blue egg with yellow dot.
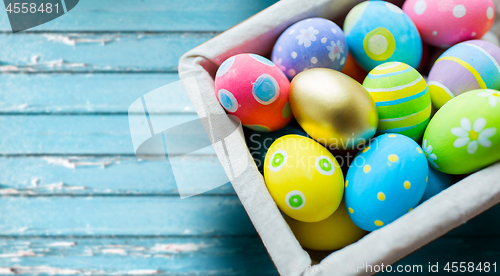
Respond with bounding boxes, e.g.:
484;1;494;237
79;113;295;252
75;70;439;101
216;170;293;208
345;133;428;231
344;1;422;71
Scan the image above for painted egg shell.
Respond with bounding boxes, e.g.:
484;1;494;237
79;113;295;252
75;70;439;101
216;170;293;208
284;201;366;251
214;54;292;132
290;68;378;150
345;134;428;231
363;62;431;141
403;0;495;48
271;18;348;79
419;167;454;204
343;1;422;72
246;125;307;172
264;135;344;222
428;40;500;109
422;89;500;174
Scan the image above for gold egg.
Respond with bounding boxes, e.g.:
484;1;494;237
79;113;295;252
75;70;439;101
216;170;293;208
290;68;378;150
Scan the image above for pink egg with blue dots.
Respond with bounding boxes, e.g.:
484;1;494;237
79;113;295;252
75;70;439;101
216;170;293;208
271;18;348;79
214;53;292;132
403;0;495;48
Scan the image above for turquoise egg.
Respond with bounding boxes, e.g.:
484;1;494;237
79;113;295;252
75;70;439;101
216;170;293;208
344;1;422;71
419;167;454;204
345;133;428;231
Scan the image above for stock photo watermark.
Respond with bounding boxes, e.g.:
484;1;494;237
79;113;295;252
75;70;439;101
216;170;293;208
3;0;79;32
128;78;249;199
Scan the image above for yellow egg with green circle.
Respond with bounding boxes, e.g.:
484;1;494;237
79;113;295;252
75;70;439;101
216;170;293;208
363;62;431;141
264;135;344;222
284;201;367;251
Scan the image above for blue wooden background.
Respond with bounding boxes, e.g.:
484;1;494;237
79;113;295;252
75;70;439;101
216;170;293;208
0;0;498;275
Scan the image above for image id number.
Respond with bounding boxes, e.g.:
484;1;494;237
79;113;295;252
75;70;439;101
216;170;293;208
6;3;60;14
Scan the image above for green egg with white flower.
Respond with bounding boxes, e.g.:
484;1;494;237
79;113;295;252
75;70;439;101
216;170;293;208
422;89;500;174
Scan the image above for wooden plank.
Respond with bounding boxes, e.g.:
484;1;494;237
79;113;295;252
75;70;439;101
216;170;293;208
0;74;194;114
0;156;235;195
0;33;213;72
0;236;277;275
0;196;255;236
0;0;278;32
0;114;220;155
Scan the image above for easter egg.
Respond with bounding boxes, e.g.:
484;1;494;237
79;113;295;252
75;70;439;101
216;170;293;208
419;167;454;203
284;201;367;251
345;134;428;231
271;18;348;79
290;68;378;150
428;40;500;109
363;62;431;141
343;1;422;71
264;135;344;222
403;0;495;48
422;89;500;174
246;125;307;172
214;54;292;132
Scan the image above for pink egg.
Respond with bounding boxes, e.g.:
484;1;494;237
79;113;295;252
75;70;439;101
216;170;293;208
214;54;292;132
403;0;495;48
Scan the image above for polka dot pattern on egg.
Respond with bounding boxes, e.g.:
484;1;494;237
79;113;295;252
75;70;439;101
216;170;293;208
403;0;495;47
286;190;306;209
214;54;292;132
345;134;428;231
344;1;422;71
272;18;347;79
264;135;344;223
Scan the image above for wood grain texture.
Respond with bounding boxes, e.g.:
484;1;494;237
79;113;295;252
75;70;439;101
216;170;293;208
0;196;255;236
0;156;234;195
0;237;278;275
0;33;213;72
0;74;192;114
0;0;279;32
0;114;219;155
0;0;280;275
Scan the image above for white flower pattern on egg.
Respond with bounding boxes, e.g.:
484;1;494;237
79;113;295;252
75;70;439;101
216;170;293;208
296;27;319;48
423;139;439;168
273;57;286;72
451;118;497;154
327;40;344;62
477;90;500;108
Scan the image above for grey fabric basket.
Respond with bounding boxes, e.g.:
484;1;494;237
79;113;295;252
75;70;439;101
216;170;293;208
178;0;500;275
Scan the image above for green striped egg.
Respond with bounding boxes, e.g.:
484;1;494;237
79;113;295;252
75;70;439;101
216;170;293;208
363;62;431;141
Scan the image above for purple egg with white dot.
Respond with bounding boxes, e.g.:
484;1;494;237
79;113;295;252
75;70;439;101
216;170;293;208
271;18;348;79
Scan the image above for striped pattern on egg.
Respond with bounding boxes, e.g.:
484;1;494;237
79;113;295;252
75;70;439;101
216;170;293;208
428;40;500;109
363;62;431;141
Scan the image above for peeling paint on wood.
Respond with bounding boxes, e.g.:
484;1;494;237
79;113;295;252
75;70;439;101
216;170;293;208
0;156;234;196
0;197;255;236
0;74;190;114
0;237;277;275
0;34;212;72
0;0;279;32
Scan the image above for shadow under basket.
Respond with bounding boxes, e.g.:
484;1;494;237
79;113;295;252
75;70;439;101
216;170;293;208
178;0;500;275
